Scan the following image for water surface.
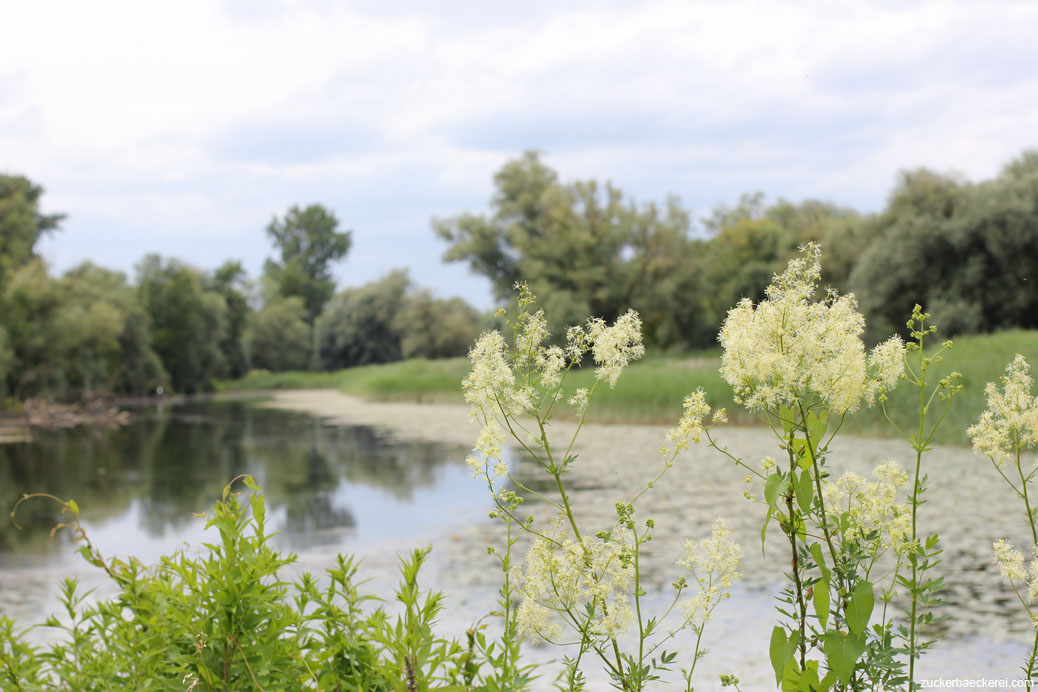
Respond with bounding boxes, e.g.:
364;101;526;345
0;399;485;569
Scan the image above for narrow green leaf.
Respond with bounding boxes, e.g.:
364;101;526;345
813;577;830;629
779;405;796;433
793;470;814;512
846;581;875;636
811;543;831;583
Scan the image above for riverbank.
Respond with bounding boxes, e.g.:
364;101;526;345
222;328;1038;445
263;389;1035;686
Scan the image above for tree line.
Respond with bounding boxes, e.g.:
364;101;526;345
0;182;483;399
438;149;1037;347
1;147;1035;399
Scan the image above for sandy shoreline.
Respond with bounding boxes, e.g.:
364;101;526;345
263;389;1035;685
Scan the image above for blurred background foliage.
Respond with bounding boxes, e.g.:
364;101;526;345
1;147;1035;401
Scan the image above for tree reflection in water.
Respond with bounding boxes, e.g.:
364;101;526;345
0;400;478;566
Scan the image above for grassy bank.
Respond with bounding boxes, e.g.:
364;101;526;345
216;329;1037;445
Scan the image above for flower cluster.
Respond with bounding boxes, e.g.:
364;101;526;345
661;388;724;457
516;525;635;641
718;243;905;414
822;460;913;556
968;354;1038;468
461;284;646;481
586;310;646;387
993;539;1038;609
677;518;742;625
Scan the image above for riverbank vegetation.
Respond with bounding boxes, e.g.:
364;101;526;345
1;148;1035;408
218;328;1037;445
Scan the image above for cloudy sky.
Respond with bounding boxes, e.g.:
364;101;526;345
3;0;1036;308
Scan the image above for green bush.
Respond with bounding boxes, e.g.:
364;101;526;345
2;479;512;691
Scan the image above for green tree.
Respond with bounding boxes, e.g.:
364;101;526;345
850;155;1038;340
395;290;481;360
246;297;312;372
315;270;410;369
264;204;352;323
136;255;228;393
0;174;64;285
434;150;700;346
1;260;166;398
209;261;251;378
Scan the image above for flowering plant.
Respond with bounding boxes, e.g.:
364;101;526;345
462;283;740;691
694;244;958;691
971;354;1038;680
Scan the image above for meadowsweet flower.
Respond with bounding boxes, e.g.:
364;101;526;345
718;243;905;414
678;518;742;624
994;539;1027;584
466;420;505;479
662;388;711;456
586;310;645;387
463;331;514;414
517;525;635;641
568;387;590;412
968;355;1038;468
822;460;912;555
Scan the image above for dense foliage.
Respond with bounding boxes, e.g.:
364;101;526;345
1;146;1035;399
437;148;1038;349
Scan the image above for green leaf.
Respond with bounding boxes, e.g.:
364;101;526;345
811;543;831;584
762;474;789;552
807;411;828;449
781;658;801;691
813;576;830;629
67;499;79;515
821;630;865;685
846;581;875;636
770;627;800;685
793;470;814;512
796;660;820;692
791;438;812;469
779;405;796;433
765;473;789;510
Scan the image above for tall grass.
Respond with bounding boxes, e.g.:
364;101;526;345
215;330;1037;445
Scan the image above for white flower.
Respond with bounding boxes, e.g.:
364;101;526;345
718;244;905;414
822;460;912;556
662;388;712;456
678;518;742;624
516;525;635;641
586;310;645;387
968;355;1038;468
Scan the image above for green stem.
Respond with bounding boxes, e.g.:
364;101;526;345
786;439;807;670
1017;442;1038;545
1027;629;1038;682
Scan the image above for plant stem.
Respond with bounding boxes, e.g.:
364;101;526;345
787;441;807;670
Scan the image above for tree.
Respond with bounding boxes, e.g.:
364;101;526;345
264;204;352;323
395;290;481;360
209;261;251;378
434;151;701;346
0;174;65;285
136;255;228;393
315;270;410;370
247;298;311;372
850;154;1038;341
1;260;166;398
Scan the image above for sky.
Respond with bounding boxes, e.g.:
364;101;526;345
2;0;1037;309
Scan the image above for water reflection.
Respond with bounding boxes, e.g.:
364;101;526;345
0;400;485;566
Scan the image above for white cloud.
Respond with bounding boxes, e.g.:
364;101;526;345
3;0;1037;308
